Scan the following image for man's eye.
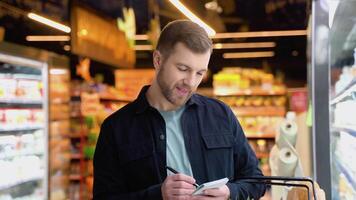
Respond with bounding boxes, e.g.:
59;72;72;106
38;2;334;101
197;72;203;76
178;67;187;71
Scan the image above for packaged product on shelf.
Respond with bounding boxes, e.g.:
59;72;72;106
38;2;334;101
50;120;70;137
50;103;70;120
16;79;42;100
0;77;16;99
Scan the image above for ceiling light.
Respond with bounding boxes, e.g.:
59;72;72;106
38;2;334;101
134;42;276;51
214;42;276;49
27;12;71;33
168;0;216;36
63;45;71;51
135;34;149;40
26;35;70;42
50;68;68;75
223;51;275;59
134;45;153;51
213;30;307;39
135;30;306;41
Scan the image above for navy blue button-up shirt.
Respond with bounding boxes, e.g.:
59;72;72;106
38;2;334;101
93;86;266;200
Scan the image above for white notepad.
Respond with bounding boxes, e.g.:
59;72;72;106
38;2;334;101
192;177;229;195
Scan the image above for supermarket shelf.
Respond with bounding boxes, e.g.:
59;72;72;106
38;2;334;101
215;87;286;96
0;125;43;133
69;174;82;181
0;98;42;107
335;158;356;192
232;106;286;116
0;151;44;160
246;133;275;139
0;175;43;191
330;79;356;105
71;95;132;102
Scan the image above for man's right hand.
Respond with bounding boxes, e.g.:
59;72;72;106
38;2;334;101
161;174;197;200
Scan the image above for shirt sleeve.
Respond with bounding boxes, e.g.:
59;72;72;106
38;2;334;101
225;107;267;200
93;118;162;200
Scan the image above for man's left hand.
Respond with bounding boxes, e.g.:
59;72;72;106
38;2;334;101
190;185;230;200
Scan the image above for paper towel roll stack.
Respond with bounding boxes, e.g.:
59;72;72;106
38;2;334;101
277;147;298;177
276;120;298;148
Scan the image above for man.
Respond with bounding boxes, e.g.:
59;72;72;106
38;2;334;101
93;20;266;200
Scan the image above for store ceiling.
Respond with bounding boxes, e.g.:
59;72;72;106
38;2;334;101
0;0;310;86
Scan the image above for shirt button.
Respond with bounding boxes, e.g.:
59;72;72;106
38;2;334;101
159;134;165;140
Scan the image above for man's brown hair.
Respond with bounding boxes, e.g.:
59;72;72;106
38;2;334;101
156;20;213;58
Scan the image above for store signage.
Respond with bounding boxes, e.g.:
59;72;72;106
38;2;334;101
71;5;135;68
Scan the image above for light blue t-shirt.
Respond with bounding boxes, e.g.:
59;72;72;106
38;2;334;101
159;106;193;177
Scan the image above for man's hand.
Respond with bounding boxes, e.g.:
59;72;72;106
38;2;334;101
191;185;230;200
162;174;197;200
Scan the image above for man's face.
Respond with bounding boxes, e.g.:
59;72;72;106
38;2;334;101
155;42;211;107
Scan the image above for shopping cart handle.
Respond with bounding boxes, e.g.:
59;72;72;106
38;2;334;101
233;176;317;200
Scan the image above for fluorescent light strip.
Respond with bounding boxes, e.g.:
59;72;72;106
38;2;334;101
134;45;153;51
169;0;216;36
134;30;306;41
134;42;276;51
214;42;276;49
27;12;71;33
213;30;307;39
223;51;275;59
26;35;70;42
50;68;68;75
135;34;149;40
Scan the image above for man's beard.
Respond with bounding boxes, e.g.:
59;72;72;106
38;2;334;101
157;68;192;106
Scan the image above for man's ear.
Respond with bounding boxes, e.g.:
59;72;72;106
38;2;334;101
153;50;162;70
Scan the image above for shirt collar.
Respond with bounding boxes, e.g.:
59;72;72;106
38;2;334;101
134;85;204;114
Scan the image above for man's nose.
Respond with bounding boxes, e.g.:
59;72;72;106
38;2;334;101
184;73;196;87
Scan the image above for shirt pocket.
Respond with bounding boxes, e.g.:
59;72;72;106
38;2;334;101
202;134;234;178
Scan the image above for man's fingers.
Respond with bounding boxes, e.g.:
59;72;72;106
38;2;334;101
169;180;196;189
202;187;224;196
170;188;196;195
169;174;196;185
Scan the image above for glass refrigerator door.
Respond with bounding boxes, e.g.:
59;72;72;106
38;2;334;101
0;53;48;199
329;1;356;199
311;0;356;199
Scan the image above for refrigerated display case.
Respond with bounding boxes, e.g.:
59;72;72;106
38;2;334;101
311;0;356;199
0;42;71;200
0;45;49;199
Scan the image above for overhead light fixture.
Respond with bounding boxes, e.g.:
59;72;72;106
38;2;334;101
134;45;153;51
27;12;71;33
223;51;275;59
135;34;149;40
50;68;68;75
26;35;70;42
63;45;71;51
214;42;276;49
168;0;216;36
135;30;306;41
214;30;307;39
134;42;276;51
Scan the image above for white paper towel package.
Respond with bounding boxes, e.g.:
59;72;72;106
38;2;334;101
269;116;304;200
276;120;298;148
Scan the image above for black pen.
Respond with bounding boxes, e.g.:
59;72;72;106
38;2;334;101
166;166;199;187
